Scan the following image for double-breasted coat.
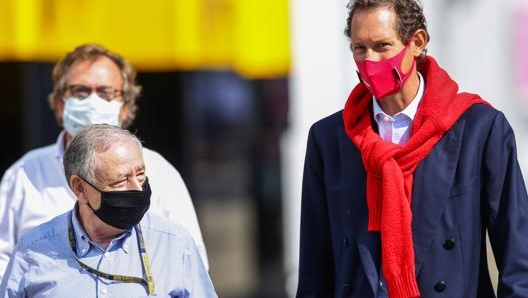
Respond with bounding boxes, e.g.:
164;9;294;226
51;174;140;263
296;103;528;298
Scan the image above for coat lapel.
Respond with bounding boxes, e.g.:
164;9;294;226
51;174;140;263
411;119;466;274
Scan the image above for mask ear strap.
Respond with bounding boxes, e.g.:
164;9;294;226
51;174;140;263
78;176;102;212
79;176;102;192
356;70;372;88
392;67;402;82
356;70;363;83
87;201;99;212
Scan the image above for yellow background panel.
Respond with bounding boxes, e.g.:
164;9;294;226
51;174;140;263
0;0;290;78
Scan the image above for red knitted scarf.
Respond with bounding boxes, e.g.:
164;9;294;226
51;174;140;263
343;56;489;298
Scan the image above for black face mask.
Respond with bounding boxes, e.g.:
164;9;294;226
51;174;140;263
82;177;151;230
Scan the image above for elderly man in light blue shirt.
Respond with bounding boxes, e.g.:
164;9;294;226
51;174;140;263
0;124;217;298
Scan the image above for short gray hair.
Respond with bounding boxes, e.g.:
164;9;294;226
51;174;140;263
63;124;143;186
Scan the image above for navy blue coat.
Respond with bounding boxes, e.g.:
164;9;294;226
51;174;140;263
296;104;528;298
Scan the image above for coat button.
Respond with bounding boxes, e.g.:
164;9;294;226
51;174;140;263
343;237;349;248
434;281;447;292
342;283;353;294
443;238;455;250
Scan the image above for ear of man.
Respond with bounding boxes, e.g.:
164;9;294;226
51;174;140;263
70;175;88;202
410;29;428;57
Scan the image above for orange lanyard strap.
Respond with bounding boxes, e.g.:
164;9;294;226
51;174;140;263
68;216;155;295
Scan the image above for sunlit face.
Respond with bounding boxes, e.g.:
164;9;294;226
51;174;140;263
58;56;128;125
84;140;146;210
349;6;414;73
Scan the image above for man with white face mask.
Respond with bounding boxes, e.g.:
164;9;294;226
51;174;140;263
0;44;209;279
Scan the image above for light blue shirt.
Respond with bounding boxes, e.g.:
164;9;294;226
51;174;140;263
0;208;217;298
372;73;425;298
373;72;425;145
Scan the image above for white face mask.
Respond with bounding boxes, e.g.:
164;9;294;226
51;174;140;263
62;93;124;137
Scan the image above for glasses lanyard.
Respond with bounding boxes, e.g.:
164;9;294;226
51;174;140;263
68;216;156;296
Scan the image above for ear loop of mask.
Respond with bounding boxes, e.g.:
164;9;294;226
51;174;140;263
79;176;102;212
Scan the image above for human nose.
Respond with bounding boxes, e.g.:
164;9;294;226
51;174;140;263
354;48;377;63
364;49;381;61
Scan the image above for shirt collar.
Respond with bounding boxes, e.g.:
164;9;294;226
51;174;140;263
71;204;134;257
372;72;425;123
71;205;91;257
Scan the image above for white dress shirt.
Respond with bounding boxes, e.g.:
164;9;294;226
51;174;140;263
373;72;425;145
0;131;208;279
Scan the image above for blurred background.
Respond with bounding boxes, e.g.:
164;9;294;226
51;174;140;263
1;0;527;297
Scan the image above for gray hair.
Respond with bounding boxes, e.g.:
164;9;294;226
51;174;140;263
63;124;143;186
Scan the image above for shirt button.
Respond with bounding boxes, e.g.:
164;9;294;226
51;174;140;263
383;116;390;122
342;237;349;248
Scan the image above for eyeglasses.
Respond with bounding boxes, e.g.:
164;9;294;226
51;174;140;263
65;84;124;101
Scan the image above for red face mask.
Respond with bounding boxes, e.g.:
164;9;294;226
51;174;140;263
355;43;415;99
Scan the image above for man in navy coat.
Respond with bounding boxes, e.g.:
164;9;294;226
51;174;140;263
295;0;528;297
